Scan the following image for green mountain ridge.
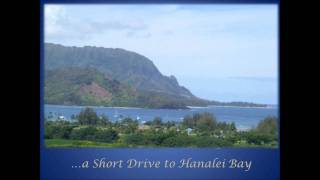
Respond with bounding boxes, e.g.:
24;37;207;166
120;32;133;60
45;43;193;98
45;67;209;108
44;43;266;108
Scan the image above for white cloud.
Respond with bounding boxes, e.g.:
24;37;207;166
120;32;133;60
45;5;66;38
45;5;148;41
43;5;278;103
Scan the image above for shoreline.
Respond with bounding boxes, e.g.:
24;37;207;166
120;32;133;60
188;105;277;109
45;104;278;109
44;104;143;109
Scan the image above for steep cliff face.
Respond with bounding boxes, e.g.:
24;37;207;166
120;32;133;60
44;43;207;108
44;43;266;108
45;43;195;99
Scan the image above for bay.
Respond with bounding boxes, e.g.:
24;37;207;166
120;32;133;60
44;104;278;131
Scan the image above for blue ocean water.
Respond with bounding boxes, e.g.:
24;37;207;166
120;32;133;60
44;104;278;130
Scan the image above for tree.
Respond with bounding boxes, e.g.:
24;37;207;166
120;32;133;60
120;118;138;134
230;122;237;132
71;114;76;120
195;112;217;131
182;115;195;128
165;121;176;128
152;117;163;128
255;116;278;135
216;122;237;134
98;114;111;126
78;107;99;125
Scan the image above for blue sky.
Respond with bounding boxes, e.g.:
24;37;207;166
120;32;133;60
45;4;278;104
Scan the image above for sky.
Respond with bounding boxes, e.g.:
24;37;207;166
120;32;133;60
45;4;278;104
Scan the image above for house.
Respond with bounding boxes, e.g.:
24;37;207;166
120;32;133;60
58;116;66;120
186;128;193;135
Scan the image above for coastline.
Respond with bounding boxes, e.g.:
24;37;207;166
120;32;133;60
188;105;278;109
45;104;278;110
44;104;144;109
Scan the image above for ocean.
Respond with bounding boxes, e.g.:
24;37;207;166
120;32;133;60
44;104;278;131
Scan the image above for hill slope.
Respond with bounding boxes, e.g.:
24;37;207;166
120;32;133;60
44;43;266;108
45;66;210;108
45;43;195;99
45;67;139;107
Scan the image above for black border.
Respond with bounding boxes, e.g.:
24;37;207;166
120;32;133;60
9;0;293;179
7;0;40;179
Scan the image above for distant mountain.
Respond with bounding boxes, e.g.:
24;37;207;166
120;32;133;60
45;43;194;98
44;43;266;108
44;43;209;108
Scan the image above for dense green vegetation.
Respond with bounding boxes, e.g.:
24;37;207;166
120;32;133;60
45;67;138;107
45;66;205;109
45;108;278;148
208;101;267;108
44;43;266;109
45;43;198;106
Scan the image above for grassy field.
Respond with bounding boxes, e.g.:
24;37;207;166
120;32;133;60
233;141;277;148
45;139;277;148
45;139;127;148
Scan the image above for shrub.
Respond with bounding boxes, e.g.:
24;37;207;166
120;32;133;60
94;128;119;143
44;121;74;139
124;132;150;145
70;126;119;143
241;131;274;145
161;135;194;147
193;136;233;147
70;126;98;141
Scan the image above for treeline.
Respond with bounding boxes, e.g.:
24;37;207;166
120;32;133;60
208;101;267;107
45;107;278;147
